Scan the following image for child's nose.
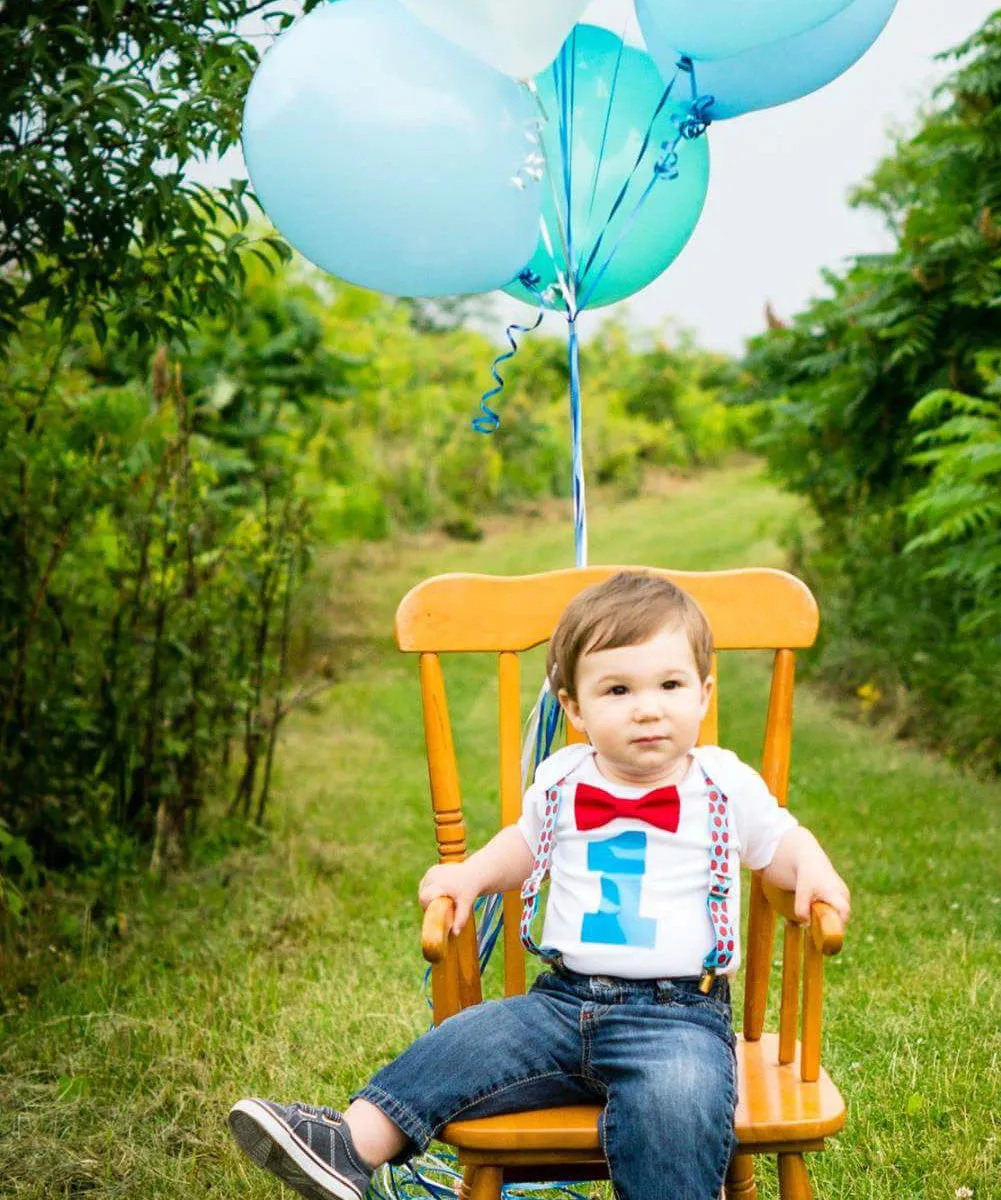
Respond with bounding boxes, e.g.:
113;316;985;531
633;693;664;718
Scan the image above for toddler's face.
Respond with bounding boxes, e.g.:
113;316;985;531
559;623;713;788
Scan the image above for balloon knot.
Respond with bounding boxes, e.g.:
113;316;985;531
678;95;714;139
653;141;680;181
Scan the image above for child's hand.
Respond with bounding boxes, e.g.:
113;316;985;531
418;862;481;936
794;856;851;926
764;827;851;926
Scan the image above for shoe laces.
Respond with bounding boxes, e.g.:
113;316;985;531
292;1102;342;1124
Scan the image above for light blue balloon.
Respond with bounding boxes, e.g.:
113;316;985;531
505;26;710;312
640;0;855;61
638;0;897;120
242;0;542;297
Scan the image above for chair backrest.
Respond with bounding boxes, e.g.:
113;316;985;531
395;566;819;1040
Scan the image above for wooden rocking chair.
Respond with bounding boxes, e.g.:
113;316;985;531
394;566;847;1200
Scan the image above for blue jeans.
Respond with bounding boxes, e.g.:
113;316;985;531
352;966;737;1200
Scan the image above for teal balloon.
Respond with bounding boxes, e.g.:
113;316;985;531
505;26;709;313
642;0;854;61
638;0;897;120
242;0;541;297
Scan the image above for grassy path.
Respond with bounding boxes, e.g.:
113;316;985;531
1;463;998;1199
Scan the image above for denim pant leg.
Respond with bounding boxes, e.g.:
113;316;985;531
351;979;601;1164
589;981;738;1200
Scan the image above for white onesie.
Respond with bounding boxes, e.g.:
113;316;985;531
517;743;797;979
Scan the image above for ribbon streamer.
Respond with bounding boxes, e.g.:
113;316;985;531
576;59;712;309
472;270;547;433
575;66;682;294
567;316;587;568
586;33;627;226
522;678;566;791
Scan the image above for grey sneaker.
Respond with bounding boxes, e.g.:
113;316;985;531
228;1098;374;1200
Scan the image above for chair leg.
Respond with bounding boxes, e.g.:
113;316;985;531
725;1153;758;1199
458;1167;475;1200
777;1153;813;1200
466;1165;503;1200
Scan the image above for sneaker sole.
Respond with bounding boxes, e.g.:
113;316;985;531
228;1099;365;1200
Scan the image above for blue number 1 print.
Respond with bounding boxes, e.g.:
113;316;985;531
581;831;656;948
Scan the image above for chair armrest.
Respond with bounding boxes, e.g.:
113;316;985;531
421;896;483;1024
422;895;455;963
760;880;845;955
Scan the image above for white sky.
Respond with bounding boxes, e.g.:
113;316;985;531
200;1;1000;353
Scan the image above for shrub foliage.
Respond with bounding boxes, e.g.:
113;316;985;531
738;12;1001;769
0;259;746;911
0;4;751;915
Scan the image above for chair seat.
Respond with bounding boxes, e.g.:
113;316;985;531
442;1033;845;1155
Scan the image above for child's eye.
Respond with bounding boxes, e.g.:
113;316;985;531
608;685;628;696
661;680;681;690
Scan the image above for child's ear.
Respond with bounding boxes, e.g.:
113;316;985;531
700;675;715;719
557;688;585;733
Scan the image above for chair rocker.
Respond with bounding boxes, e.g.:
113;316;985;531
394;566;847;1200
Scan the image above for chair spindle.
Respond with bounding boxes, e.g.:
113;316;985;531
421;652;467;862
498;652;526;996
778;921;803;1064
800;936;824;1083
420;652;482;1018
744;649;796;1041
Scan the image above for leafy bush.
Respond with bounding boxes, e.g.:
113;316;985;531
0;248;749;900
0;0;315;344
0;3;751;900
0;316;314;894
903;352;1001;605
736;12;1001;771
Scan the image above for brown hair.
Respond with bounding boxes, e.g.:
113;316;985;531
546;572;714;699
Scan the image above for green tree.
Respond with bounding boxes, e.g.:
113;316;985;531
736;11;1001;770
903;351;1001;608
0;1;309;346
742;13;1001;523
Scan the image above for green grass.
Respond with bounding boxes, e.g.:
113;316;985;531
1;462;998;1199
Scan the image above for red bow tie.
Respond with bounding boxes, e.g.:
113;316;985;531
574;781;681;833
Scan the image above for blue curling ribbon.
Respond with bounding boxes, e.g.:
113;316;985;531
472;269;546;434
475;891;505;972
532;683;565;776
371;1154;463;1200
549;41;589;568
575;67;682;295
373;1150;595;1200
553;38;578;313
678;56;716;140
577;70;713;312
586;34;627;226
421;892;507;1013
521;676;565;803
567;316;587;568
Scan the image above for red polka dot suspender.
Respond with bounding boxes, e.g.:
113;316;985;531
701;769;735;990
519;763;735;992
519;778;565;963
